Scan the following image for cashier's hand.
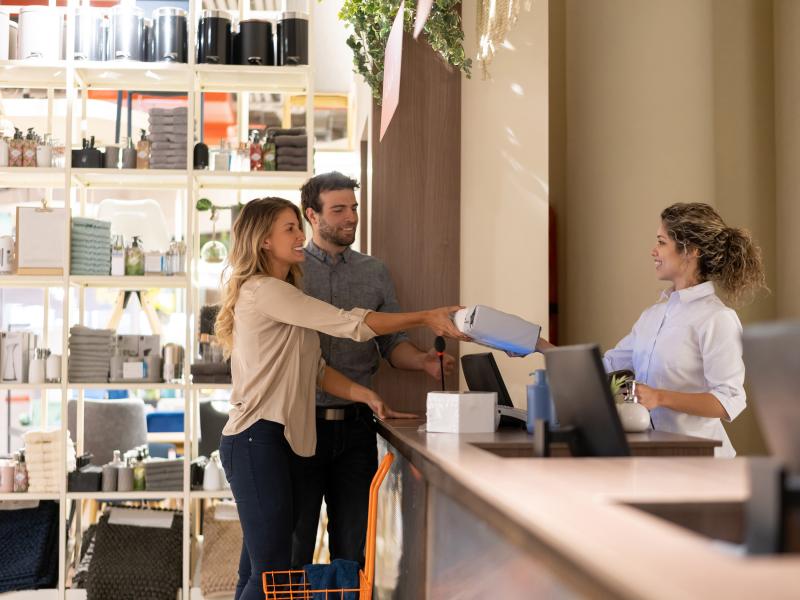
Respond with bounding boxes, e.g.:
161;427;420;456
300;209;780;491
634;384;661;410
364;391;418;420
425;306;471;341
422;348;456;380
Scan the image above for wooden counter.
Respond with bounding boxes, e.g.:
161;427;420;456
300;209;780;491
373;418;798;600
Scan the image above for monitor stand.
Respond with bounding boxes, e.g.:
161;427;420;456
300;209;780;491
746;458;800;554
532;419;585;458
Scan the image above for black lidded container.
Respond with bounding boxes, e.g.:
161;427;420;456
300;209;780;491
236;19;274;66
197;10;232;65
141;18;154;62
153;6;188;63
277;12;308;66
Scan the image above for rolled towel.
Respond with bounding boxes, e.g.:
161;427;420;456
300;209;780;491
276;146;308;158
274;135;308;148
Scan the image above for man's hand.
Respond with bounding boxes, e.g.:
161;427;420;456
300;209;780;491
422;348;456;381
364;391;418;420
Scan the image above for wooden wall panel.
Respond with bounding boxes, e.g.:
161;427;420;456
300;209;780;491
370;32;461;413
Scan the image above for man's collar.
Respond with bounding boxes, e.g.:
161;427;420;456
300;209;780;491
305;239;351;264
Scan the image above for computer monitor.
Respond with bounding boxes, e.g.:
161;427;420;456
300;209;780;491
742;321;800;474
544;344;631;457
461;353;513;407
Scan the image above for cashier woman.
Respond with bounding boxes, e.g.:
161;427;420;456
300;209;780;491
603;203;767;457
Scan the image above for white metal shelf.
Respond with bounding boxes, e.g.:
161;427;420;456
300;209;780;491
0;275;65;288
0;492;61;501
73;61;192;92
0;167;65;189
195;64;311;93
190;490;233;499
189;382;231;390
67;382;186;390
66;491;184;500
195;170;310;190
71;168;189;190
0;60;67;89
69;275;189;289
0;383;62;391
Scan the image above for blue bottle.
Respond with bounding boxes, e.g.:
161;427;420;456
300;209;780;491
527;369;553;434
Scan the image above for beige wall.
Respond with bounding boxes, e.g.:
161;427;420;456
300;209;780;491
774;0;800;320
460;0;550;406
550;0;789;454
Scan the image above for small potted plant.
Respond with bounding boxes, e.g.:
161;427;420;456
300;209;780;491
609;370;651;432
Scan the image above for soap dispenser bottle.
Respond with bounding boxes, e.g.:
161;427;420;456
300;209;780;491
125;236;145;276
526;370;553;434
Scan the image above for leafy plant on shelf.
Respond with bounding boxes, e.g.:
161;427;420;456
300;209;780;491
338;0;472;101
610;373;632;403
196;199;242;264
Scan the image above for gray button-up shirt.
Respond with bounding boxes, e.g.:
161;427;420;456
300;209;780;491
303;239;409;406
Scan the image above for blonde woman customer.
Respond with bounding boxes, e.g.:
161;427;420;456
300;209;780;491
604;203;767;457
215;197;466;599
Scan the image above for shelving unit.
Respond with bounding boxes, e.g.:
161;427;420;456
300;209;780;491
0;0;315;597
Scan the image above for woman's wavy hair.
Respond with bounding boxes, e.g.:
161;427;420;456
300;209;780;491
660;202;768;306
215;197;303;354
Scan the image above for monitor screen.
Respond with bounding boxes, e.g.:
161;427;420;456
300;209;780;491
545;344;630;457
743;321;800;474
461;353;513;407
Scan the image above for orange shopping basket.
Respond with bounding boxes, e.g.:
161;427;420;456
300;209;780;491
262;452;394;600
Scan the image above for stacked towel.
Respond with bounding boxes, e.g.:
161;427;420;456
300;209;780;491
144;458;184;491
23;430;76;493
68;326;114;383
269;127;309;172
71;217;111;276
148;107;188;170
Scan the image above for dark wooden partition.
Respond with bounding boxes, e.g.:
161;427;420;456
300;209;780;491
370;32;462;413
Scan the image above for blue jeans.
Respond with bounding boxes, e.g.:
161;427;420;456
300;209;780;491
219;420;301;600
291;407;378;569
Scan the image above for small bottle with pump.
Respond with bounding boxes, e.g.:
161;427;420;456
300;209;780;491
136;129;150;169
13;450;28;493
526;370;553;434
125;236;145;276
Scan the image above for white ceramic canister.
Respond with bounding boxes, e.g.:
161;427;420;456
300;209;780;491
74;7;106;61
36;143;52;168
0;235;14;274
0;138;8;168
19;6;64;61
0;11;10;61
46;353;61;383
8;21;17;60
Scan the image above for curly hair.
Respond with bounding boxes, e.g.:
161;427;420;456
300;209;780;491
660;203;768;306
215;197;303;355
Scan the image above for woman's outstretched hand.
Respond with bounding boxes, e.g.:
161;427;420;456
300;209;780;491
364;392;418;420
425;306;471;341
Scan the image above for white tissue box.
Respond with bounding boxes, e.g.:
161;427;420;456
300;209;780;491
426;391;497;433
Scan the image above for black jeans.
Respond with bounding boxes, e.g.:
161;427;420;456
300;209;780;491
291;408;378;569
219;420;301;600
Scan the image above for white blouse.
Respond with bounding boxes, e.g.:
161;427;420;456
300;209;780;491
603;281;746;457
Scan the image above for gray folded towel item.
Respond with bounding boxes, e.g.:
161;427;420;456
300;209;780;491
276;146;307;158
149;107;188;116
72;217;112;229
277;159;308;168
274;135;308;148
70;326;115;337
267;127;306;138
276;164;307;172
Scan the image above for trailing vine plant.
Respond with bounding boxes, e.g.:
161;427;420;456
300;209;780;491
338;0;472;101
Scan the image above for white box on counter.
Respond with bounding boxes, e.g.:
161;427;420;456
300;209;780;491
426;391;497;433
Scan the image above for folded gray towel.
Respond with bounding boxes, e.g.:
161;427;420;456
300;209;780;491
267;127;306;138
276;164;307;172
276;146;307;158
274;135;308;148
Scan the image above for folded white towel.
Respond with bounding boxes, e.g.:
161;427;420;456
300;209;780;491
24;430;62;444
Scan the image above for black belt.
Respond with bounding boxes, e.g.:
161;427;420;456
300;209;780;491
316;404;371;421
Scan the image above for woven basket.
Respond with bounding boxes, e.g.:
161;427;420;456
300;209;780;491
85;511;182;600
0;501;59;593
200;504;242;596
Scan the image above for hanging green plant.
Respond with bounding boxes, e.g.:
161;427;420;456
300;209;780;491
338;0;472;101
